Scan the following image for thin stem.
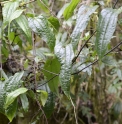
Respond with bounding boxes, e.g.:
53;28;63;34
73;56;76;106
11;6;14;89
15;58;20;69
113;0;119;9
72;31;96;64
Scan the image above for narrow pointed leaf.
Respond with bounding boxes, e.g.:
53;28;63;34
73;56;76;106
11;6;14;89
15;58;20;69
63;0;80;20
95;8;118;59
5;87;28;109
16;15;32;43
71;5;98;49
20;94;29;112
55;43;74;98
28;15;55;51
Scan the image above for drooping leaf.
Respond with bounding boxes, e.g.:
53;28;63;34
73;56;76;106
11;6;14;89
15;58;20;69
71;5;98;49
16;15;32;43
55;43;74;98
48;16;60;31
43;92;55;118
95;8;118;59
28;15;55;51
37;90;48;106
2;1;19;27
43;58;60;94
20;94;29;112
5;87;28;109
5;100;17;122
63;0;80;20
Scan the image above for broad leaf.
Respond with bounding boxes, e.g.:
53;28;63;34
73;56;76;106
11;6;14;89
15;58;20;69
5;100;17;122
2;1;19;27
71;5;98;49
20;94;29;112
43;92;55;118
48;16;60;31
5;88;28;109
9;9;24;23
55;43;74;97
95;8;118;59
28;15;56;51
43;58;60;93
16;15;32;43
63;0;80;20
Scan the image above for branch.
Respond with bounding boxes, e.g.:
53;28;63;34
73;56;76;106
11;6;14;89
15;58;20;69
72;41;122;75
113;0;119;9
72;31;96;64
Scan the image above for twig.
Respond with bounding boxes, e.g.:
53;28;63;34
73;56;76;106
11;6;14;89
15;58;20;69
113;0;119;9
36;99;48;124
61;113;68;124
72;41;122;75
72;31;96;64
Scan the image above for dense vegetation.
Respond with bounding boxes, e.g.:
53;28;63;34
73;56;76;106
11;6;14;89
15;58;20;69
0;0;122;124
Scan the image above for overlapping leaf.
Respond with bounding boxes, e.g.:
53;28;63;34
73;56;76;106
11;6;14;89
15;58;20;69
28;15;56;51
16;15;32;43
71;5;98;49
95;8;118;59
63;0;80;20
55;43;74;98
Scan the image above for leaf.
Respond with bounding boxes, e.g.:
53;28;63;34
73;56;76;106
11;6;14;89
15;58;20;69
5;100;17;122
43;58;60;94
9;9;24;23
102;56;117;66
20;94;29;112
28;15;55;51
2;1;19;27
16;15;32;43
95;8;118;59
43;92;55;118
71;5;98;49
63;0;80;20
37;90;48;106
55;43;74;98
48;16;60;31
5;87;28;109
5;71;24;93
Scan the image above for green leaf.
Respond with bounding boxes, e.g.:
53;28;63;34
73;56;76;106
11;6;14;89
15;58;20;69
55;43;74;98
5;100;17;122
28;15;55;51
2;1;19;27
37;90;48;106
5;87;28;109
9;9;24;23
63;0;80;20
95;8;118;59
43;58;60;94
5;71;24;93
48;16;60;31
0;82;5;114
8;32;15;43
43;92;55;118
20;94;29;112
16;15;32;43
71;5;98;49
102;56;117;66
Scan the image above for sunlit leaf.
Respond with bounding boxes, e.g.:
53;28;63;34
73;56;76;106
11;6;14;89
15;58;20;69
71;5;98;49
95;8;118;59
5;87;28;109
28;15;55;51
63;0;80;20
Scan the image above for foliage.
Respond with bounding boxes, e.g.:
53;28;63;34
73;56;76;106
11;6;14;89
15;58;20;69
0;0;122;124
